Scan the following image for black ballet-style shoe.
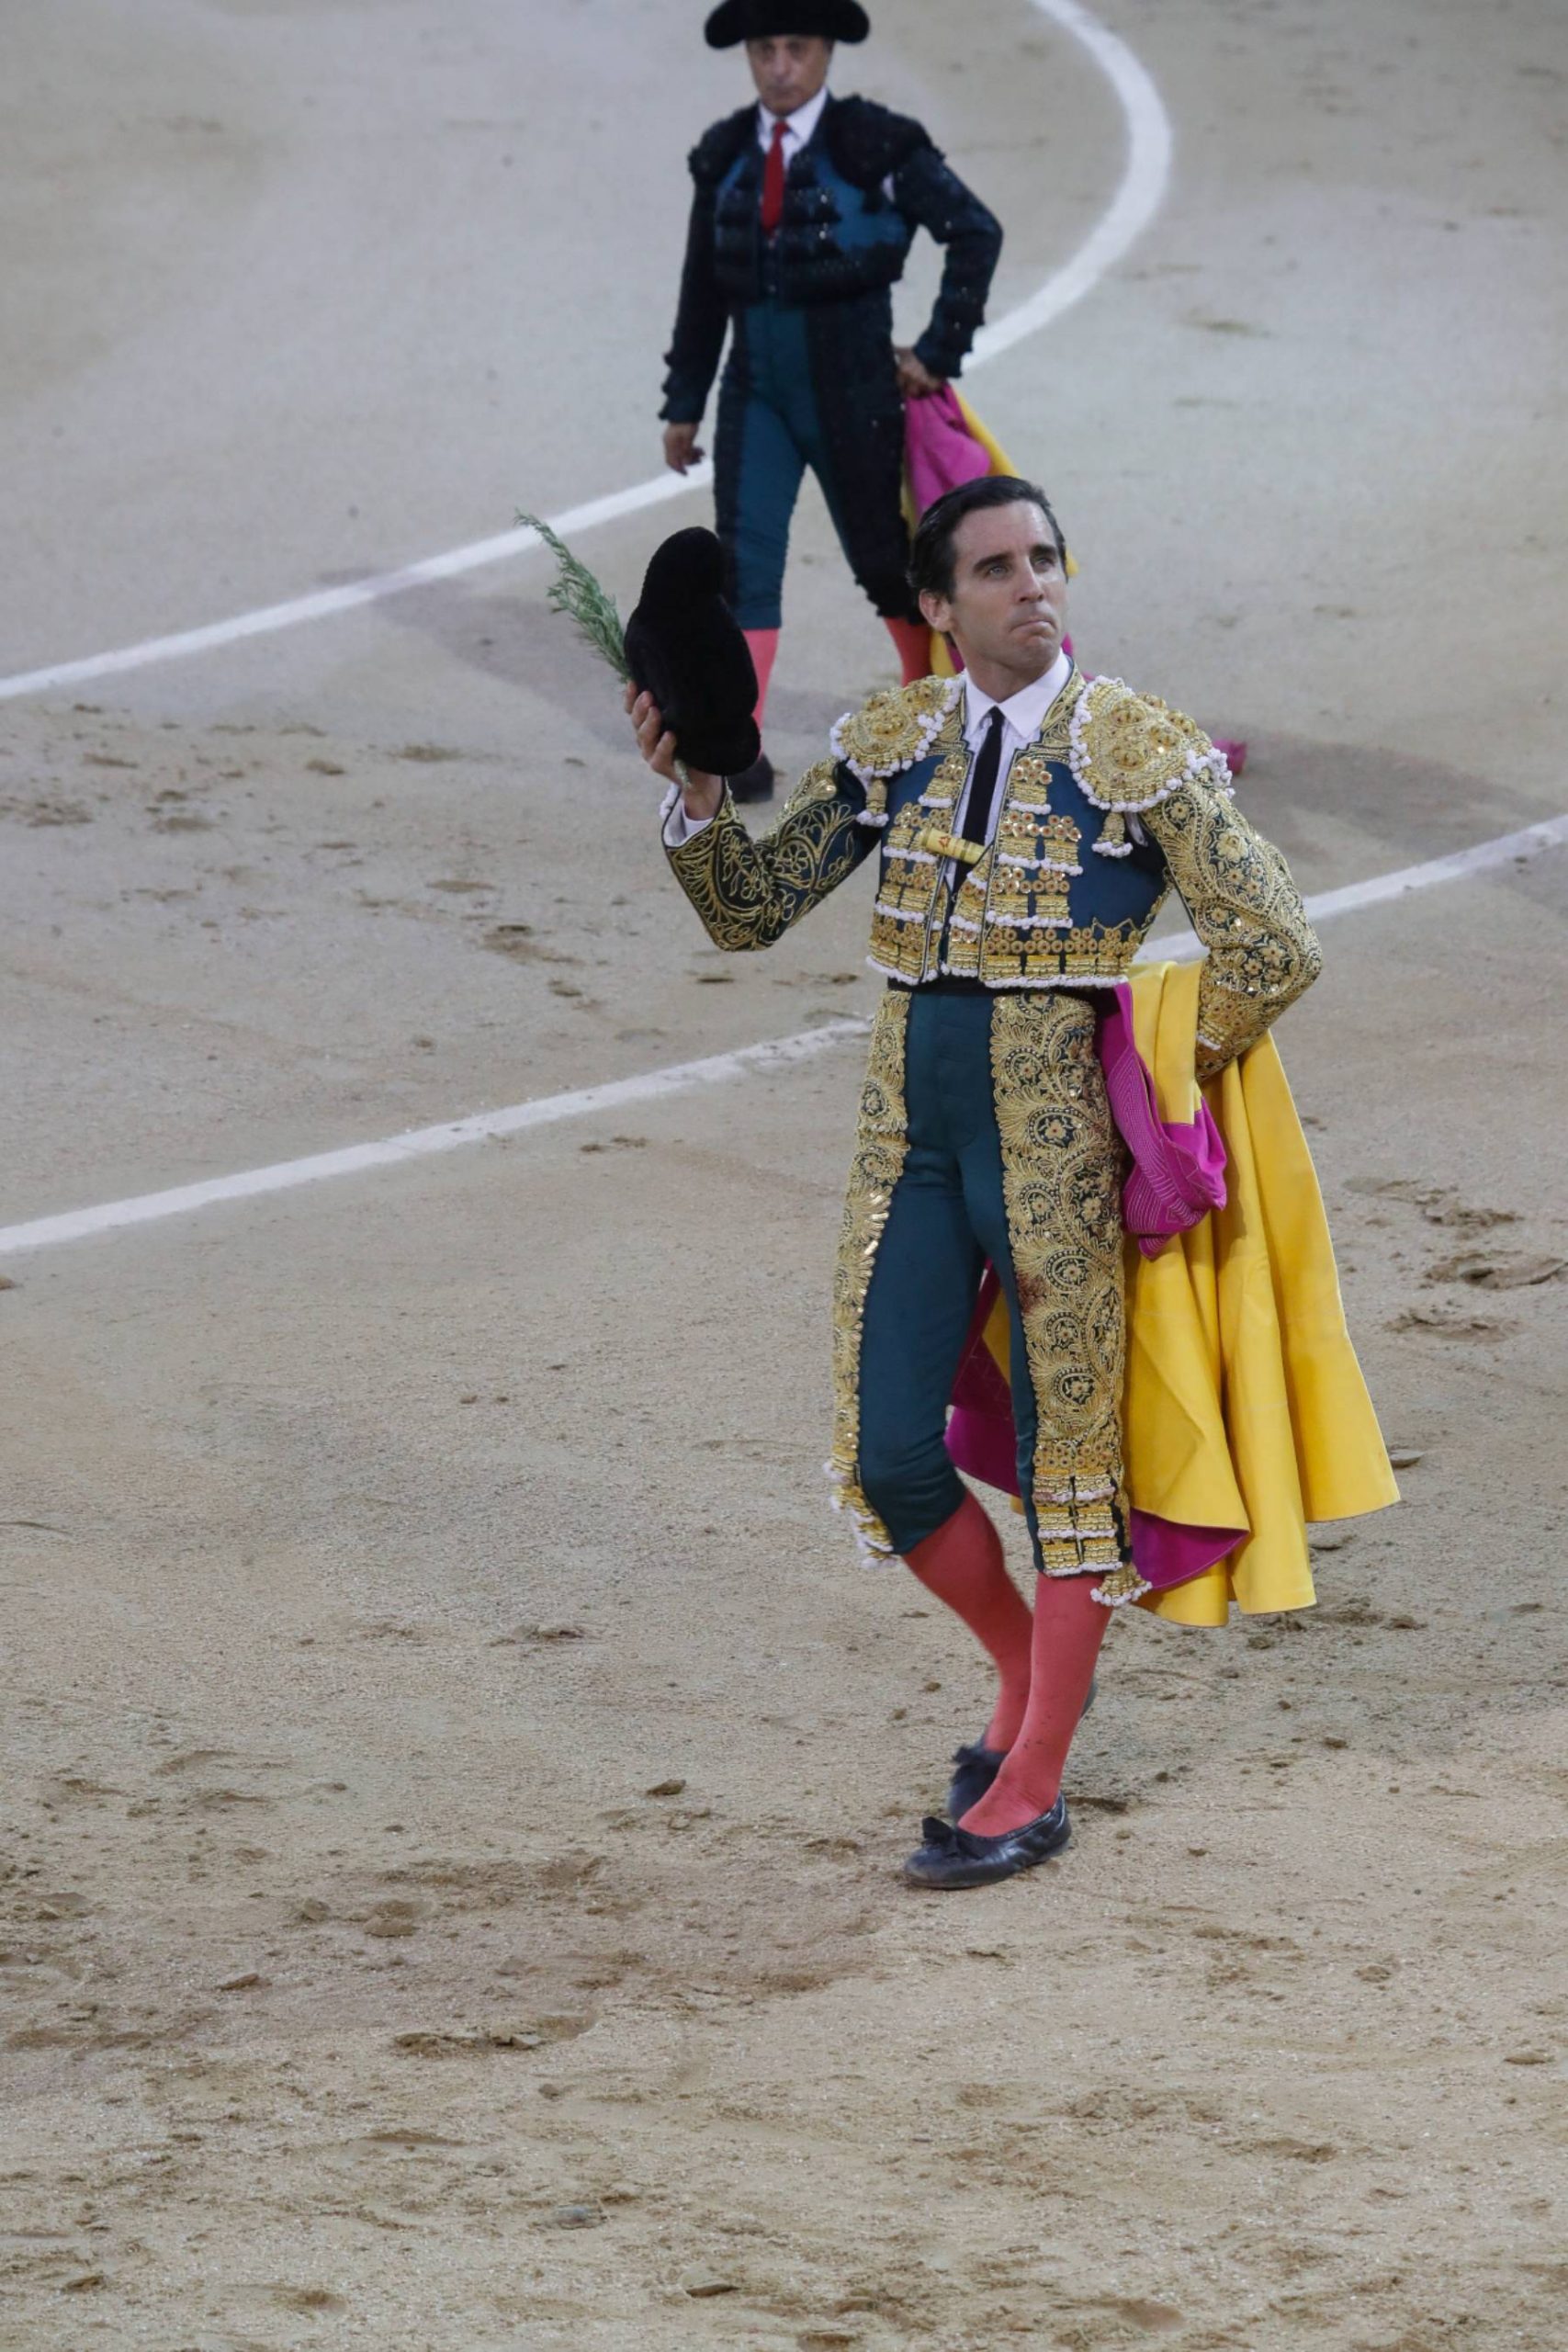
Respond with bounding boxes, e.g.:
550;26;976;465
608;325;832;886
944;1677;1096;1822
902;1793;1071;1891
728;752;774;804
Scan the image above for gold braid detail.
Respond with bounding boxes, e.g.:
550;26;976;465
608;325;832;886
828;989;911;1560
664;760;867;953
989;992;1130;1586
1068;677;1218;812
830;676;961;820
1138;774;1324;1079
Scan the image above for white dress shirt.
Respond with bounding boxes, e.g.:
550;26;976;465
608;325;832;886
758;85;829;162
756;87;895;200
949;650;1074;838
660;650;1076;854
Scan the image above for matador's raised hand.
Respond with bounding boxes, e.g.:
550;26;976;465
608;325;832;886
625;683;725;823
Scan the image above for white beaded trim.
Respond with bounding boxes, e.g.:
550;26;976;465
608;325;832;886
892;846;940;865
826;1464;895;1566
986;910;1072;931
1092;1574;1153;1610
1067;677;1234;813
995;851;1082;875
872;900;928;925
955;970;1117;991
829;678;960;787
864;962;1140;993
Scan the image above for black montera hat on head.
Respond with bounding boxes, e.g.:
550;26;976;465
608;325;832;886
705;1;870;47
624;529;761;780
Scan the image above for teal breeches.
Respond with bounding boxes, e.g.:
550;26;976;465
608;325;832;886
847;986;1130;1581
857;990;1036;1549
714;300;911;630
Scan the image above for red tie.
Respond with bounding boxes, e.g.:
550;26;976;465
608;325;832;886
761;119;788;235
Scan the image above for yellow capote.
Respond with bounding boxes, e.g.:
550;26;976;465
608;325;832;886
978;960;1399;1623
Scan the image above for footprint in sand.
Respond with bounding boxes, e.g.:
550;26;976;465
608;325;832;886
483;922;579;966
362;1898;423;1940
1390;1305;1512;1338
1428;1250;1564;1290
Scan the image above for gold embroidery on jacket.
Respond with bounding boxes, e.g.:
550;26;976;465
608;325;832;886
828;991;911;1558
1067;677;1224;810
867;708;967;979
666;680;1320;1056
665;760;858;953
989;991;1129;1577
830;676;961;823
1137;774;1323;1075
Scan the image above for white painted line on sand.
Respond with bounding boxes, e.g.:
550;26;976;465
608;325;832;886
1156;812;1568;962
0;0;1168;705
1273;811;1568;924
0;473;703;706
0;1021;869;1259
970;0;1171;368
0;813;1562;1262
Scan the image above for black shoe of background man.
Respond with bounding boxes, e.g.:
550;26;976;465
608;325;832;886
728;752;774;804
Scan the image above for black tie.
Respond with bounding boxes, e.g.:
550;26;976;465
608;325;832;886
960;707;1008;849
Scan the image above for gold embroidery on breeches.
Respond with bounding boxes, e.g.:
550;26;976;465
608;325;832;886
988;992;1130;1579
828;990;911;1557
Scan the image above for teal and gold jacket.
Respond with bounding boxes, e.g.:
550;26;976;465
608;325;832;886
663;666;1322;1078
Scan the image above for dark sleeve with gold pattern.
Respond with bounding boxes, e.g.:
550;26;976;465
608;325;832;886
663;757;875;952
1139;775;1323;1079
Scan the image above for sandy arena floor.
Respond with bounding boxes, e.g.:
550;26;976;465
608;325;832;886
2;3;1565;2346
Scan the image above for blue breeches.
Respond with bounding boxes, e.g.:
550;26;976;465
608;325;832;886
714;300;911;630
850;988;1130;1582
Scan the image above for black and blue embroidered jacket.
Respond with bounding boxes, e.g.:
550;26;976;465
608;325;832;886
661;95;1003;423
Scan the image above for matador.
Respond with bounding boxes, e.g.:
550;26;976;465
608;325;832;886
630;476;1327;1889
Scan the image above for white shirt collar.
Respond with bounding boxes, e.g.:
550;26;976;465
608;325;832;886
758;85;829;153
962;650;1074;747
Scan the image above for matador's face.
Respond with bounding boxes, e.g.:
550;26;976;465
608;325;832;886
920;503;1070;692
745;36;833;116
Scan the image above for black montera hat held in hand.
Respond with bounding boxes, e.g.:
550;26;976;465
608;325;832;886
625;529;761;780
705;1;870;47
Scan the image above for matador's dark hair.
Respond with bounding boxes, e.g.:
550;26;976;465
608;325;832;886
908;474;1067;604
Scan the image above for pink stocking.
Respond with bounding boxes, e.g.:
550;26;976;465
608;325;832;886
904;1493;1033;1752
958;1572;1110;1835
743;628;780;728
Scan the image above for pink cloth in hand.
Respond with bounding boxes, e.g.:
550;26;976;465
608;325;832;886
904;385;992;517
1098;983;1227;1258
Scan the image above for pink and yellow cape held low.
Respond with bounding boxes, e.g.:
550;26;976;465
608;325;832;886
947;961;1399;1624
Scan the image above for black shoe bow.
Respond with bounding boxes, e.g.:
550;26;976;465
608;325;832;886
903;1794;1071;1891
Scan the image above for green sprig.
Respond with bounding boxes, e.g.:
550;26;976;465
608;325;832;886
517;511;629;682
